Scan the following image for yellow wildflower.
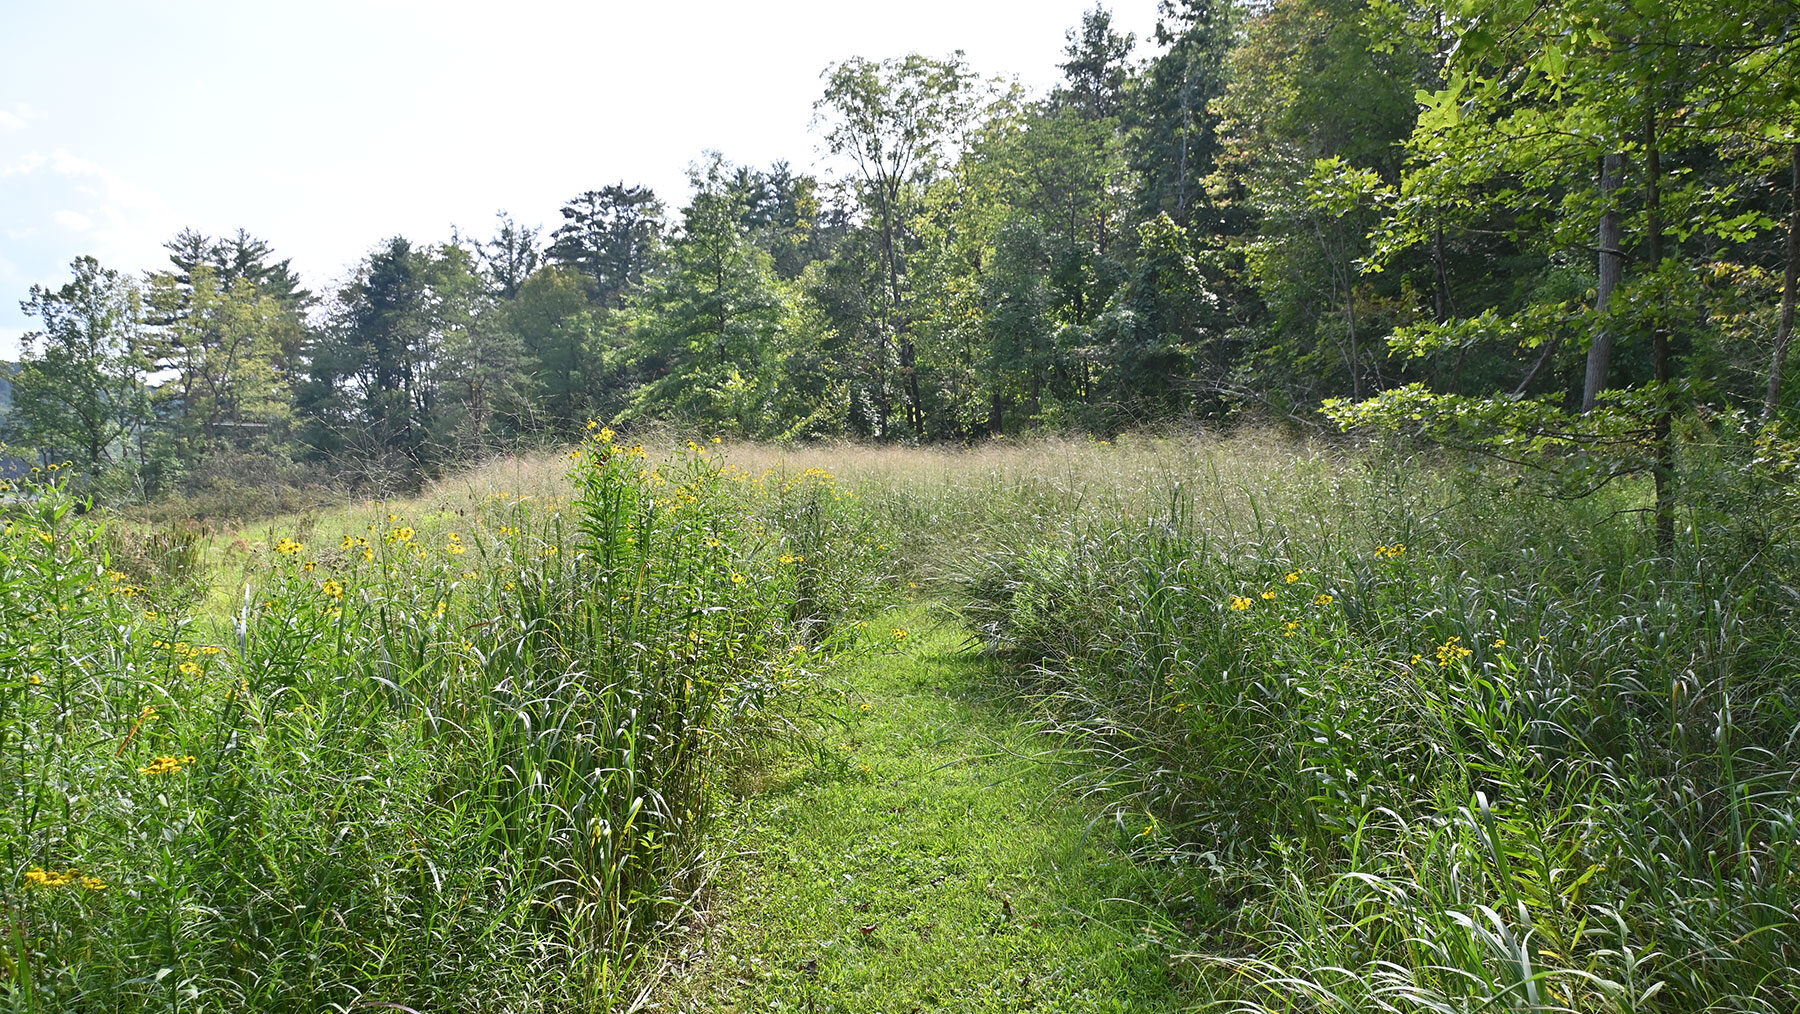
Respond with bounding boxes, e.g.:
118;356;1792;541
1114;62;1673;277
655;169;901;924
1434;636;1473;666
138;754;197;776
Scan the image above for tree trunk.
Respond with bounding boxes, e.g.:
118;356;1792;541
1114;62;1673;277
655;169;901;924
1176;55;1192;217
1644;112;1675;555
1582;153;1625;412
1764;145;1800;419
1432;224;1452;324
1345;253;1364;401
877;179;904;438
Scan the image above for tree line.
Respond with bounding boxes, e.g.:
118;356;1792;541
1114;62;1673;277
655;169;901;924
5;0;1797;510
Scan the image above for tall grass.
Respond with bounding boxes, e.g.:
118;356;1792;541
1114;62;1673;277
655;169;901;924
0;434;883;1011
862;430;1799;1012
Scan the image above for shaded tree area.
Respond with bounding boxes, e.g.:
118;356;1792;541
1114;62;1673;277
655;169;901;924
8;0;1798;520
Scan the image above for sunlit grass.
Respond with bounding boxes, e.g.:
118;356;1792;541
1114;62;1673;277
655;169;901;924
12;427;1794;1011
924;432;1800;1013
0;435;888;1011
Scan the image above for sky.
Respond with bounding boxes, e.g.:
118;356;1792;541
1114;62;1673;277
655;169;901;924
0;0;1164;357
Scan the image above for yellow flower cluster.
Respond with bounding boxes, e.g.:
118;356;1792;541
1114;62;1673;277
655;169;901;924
446;532;466;555
152;639;222;658
138;754;197;776
1285;571;1301;583
1229;596;1253;611
106;570;147;597
1375;543;1407;559
342;534;375;561
24;868;106;891
1434;636;1473;666
1314;593;1334;606
321;579;345;601
275;537;305;555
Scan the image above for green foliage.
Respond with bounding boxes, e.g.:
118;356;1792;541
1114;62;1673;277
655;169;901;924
619;157;790;435
5;0;1797;505
952;439;1800;1011
0;439;885;1010
145;265;299;468
546;185;665;309
6;257;153;477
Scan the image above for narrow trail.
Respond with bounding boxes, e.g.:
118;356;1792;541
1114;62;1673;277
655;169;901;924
656;605;1188;1013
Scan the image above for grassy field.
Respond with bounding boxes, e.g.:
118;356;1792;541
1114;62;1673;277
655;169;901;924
1;433;890;1011
825;430;1800;1013
6;428;1797;1012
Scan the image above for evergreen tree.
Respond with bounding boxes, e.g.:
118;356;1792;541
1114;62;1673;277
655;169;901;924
546;185;665;308
621;156;787;435
479;211;541;300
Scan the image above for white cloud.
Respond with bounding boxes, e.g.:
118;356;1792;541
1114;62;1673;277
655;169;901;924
18;148;179;267
0;146;183;347
1;151;48;177
0;101;43;133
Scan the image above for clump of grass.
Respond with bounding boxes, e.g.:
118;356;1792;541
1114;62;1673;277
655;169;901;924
0;435;882;1011
937;433;1800;1012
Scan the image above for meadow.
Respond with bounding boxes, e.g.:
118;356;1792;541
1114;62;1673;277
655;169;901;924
726;430;1800;1012
4;428;1798;1012
0;431;890;1011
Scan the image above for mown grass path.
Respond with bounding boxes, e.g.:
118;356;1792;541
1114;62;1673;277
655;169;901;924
657;605;1187;1013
